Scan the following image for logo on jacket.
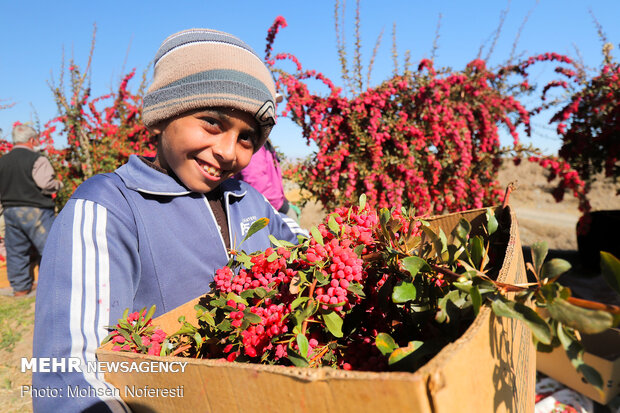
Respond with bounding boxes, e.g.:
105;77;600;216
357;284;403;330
240;215;258;236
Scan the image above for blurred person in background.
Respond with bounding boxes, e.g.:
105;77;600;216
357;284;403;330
0;124;62;296
235;137;300;223
0;206;5;262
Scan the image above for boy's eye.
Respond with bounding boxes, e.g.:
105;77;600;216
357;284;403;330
201;117;218;127
238;134;256;149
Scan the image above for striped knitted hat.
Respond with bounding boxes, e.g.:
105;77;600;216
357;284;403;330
143;29;277;145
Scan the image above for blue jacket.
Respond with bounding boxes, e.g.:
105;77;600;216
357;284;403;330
32;155;304;412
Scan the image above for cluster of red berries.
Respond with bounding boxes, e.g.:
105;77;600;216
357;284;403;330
310;238;365;312
214;247;296;294
223;299;290;361
206;204;384;363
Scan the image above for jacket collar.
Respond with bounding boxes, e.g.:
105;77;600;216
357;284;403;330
115;155;247;197
11;144;36;152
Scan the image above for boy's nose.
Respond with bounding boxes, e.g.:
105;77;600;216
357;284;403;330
212;132;237;163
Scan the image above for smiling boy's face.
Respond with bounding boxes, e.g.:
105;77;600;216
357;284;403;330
151;107;260;193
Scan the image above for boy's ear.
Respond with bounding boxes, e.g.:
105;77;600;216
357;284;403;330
147;121;164;135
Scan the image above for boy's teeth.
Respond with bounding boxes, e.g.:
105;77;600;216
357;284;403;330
202;164;222;177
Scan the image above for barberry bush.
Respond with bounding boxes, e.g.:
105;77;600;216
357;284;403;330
265;16;594;217
43;64;155;208
549;43;620;195
38;28;155;208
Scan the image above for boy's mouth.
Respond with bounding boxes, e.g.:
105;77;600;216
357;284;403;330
196;158;223;178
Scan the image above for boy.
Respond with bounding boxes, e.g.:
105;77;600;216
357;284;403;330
32;28;304;412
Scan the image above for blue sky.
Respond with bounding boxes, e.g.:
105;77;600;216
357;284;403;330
1;1;618;159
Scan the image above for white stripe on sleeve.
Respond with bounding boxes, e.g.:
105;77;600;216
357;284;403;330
283;217;309;237
69;200;129;412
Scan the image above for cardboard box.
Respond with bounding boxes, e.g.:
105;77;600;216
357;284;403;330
97;206;535;413
537;328;620;405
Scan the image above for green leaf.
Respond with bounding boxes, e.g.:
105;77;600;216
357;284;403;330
388;341;424;365
420;225;445;260
392;281;417;303
401;256;430;279
290;296;311;310
314;268;328;285
225;292;248;306
201;311;215;327
144;305;156;324
278;239;296;247
491;298;552;345
321;310;343;338
101;332;115;345
293;302;316;328
379;208;391;226
447;244;465;264
486;208;498;235
235;253;253;269
240;289;255;299
216;319;232;332
244;312;262;324
438;229;448;254
242;217;269;243
474;278;498;294
452;281;473;294
160;339;173;356
353;244;365;257
132;333;145;351
375;333;398;356
268;237;295;248
194;304;207;313
287;346;309;367
254;287;267;298
195;305;215;326
266;252;278;262
296;334;309;359
328;214;340;233
310;226;324;245
541;258;572;280
531;241;548;277
268;235;284;248
600;251;620;295
547;298;614;334
359;193;367;210
116;328;131;342
346;282;366;298
470;236;484;269
577;364;604;390
453;219;471;244
471;285;482;316
555;324;573;352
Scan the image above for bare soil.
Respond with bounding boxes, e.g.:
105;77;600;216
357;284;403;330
497;161;620;251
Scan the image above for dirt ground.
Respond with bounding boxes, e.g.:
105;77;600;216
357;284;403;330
0;160;618;412
497;161;620;251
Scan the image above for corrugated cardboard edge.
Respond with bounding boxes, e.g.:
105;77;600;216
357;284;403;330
97;205;535;413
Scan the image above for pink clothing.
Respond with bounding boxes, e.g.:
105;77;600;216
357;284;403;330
235;145;286;211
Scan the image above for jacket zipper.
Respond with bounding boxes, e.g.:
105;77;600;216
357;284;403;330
201;194;229;260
